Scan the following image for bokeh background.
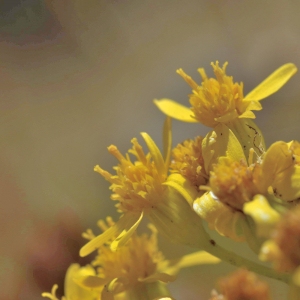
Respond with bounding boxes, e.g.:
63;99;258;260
1;1;300;299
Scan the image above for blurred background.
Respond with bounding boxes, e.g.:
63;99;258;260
1;0;300;299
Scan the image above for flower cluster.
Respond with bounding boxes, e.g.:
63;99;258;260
43;61;300;299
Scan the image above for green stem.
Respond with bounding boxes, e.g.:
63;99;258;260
203;240;290;283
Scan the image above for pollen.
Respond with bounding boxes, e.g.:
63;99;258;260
170;136;208;188
270;207;300;272
177;62;246;127
92;222;164;286
209;269;272;300
210;158;259;210
94;138;166;213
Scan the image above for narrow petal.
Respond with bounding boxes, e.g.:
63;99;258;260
80;213;138;257
163;173;198;207
214;110;239;123
139;272;177;283
160;251;220;276
141;132;165;177
245;63;297;101
202;124;246;173
243;195;280;237
163;116;172;171
110;211;144;251
238;110;256;119
74;276;108;289
153;99;197;122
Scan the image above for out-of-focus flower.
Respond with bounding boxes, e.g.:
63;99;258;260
80;118;210;257
209;269;272;300
260;206;300;274
154;62;297;159
42;264;100;300
77;219;220;300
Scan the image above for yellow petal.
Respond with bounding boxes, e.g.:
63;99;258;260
160;251;220;276
202;124;246;173
214;209;245;242
140;273;177;283
141;132;166;177
110;211;144;251
80;213;140;257
148;187;209;249
163;173;198;207
259;141;293;192
245;63;297;101
226;118;265;163
238;110;256;119
74;276;108;289
163;116;172;170
272;166;300;201
243;195;280;237
153;99;197;122
64;264;100;300
101;278;119;300
193;192;225;230
259;240;281;262
214;110;239;123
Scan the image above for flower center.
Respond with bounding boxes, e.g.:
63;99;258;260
177;61;245;127
170;136;208;188
92;223;163;285
94;138;166;213
210;158;259;210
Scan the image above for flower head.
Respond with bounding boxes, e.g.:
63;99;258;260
80;118;210;257
78;219;220;299
154;62;297;128
260;206;300;273
170;136;208;188
209;269;272;300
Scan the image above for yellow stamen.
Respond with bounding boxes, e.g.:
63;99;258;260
95;138;167;213
170;136;208;188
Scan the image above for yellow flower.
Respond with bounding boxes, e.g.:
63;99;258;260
42;264;100;300
193;124;283;244
259;206;300;274
154;61;297;160
209;269;272;300
80;118;210;257
77;219;220;300
154;62;297;127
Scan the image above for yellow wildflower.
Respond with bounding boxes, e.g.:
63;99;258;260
209;269;272;300
80;118;210;257
154;62;297;127
154;61;297;160
78;219;220;300
193;124;283;243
